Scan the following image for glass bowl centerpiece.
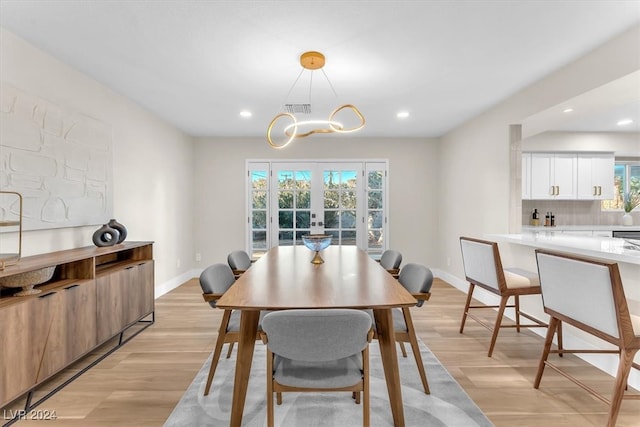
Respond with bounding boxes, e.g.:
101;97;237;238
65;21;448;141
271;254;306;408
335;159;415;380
301;234;332;264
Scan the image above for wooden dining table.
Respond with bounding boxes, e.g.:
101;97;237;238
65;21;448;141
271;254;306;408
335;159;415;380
216;245;417;427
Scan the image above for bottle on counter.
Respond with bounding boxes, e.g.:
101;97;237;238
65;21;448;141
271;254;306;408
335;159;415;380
544;212;551;227
531;209;540;226
550;212;555;227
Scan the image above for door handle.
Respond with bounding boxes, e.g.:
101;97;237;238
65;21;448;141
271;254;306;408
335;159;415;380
318;221;324;226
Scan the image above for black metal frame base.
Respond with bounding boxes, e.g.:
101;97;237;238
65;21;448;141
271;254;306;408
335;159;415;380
1;312;155;427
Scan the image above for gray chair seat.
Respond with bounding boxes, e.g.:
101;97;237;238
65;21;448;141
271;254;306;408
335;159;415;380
364;308;407;333
273;354;364;388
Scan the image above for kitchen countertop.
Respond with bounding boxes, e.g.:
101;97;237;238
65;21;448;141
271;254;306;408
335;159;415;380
489;233;640;265
522;225;640;232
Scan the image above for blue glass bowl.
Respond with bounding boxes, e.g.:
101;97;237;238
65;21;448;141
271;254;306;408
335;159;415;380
301;234;332;263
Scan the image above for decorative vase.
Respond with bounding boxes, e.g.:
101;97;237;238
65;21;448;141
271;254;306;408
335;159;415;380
92;224;120;247
622;213;633;226
301;234;332;264
107;218;127;243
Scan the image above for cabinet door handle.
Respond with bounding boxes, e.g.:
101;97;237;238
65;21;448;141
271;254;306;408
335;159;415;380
125;266;134;270
598;186;602;196
550;186;554;196
593;186;597;196
64;284;79;290
39;292;56;299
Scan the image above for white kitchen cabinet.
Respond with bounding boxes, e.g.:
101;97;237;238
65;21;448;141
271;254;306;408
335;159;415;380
577;153;615;200
529;153;577;199
522;152;531;199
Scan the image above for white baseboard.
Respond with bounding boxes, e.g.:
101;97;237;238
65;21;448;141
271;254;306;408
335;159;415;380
154;269;201;299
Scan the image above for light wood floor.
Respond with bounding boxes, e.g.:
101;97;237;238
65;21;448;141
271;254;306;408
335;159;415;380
4;278;639;426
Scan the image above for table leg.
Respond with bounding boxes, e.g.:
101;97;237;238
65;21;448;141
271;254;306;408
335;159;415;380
229;310;260;427
373;308;405;427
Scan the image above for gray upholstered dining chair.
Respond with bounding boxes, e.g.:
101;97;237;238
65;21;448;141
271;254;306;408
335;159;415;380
199;263;262;396
378;249;402;278
394;263;433;394
459;236;553;357
534;249;640;427
227;250;253;279
261;309;373;427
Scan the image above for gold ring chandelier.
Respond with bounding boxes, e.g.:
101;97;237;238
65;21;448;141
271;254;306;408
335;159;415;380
267;51;365;149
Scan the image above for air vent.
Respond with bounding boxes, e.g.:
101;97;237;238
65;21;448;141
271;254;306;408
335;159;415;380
284;104;311;114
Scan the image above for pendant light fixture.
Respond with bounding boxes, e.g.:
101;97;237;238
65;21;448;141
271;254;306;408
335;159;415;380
266;51;365;149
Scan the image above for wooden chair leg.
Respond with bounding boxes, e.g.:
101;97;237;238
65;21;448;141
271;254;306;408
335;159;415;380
487;296;508;357
556;320;563;358
355;391;360;404
363;346;370;427
514;295;521;333
403;308;430;394
276;392;282;405
398;341;408;357
459;283;475;333
204;310;231;395
267;349;274;427
607;348;638;427
534;317;559;388
226;342;235;358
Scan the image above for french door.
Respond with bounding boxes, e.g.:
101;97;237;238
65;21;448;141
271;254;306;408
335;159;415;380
246;160;388;259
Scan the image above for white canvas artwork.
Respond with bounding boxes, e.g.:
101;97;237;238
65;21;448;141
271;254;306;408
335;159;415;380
0;84;113;231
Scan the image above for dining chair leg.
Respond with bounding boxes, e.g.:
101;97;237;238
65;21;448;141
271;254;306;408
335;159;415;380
226;342;235;358
557;320;564;357
487;296;508;357
398;341;408;357
276;392;282;405
363;346;370;427
514;295;521;333
355;391;360;404
459;283;475;333
204;309;231;396
402;308;430;394
266;348;274;427
608;348;638;427
534;317;559;388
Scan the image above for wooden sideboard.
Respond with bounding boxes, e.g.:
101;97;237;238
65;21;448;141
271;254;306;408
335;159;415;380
0;242;154;408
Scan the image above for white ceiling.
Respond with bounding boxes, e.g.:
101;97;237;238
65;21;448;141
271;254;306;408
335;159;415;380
1;1;639;138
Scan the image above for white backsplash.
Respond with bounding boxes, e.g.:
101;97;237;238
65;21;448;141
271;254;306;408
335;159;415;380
522;200;639;227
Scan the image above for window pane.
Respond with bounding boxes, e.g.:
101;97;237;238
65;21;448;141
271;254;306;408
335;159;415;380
324;191;339;208
324;210;338;228
279;211;293;228
252;211;266;228
279;231;293;246
368;171;383;189
295;171;311;189
368;211;383;228
341;230;357;245
631;165;640;193
253;191;266;209
252;231;267;249
324;171;339;189
343;191;356;209
368;191;382;209
251;171;267;189
341;171;357;189
279;191;293;209
278;171;295;189
296;191;310;208
341;211;356;229
368;230;383;248
296;211;310;228
295;230;308;245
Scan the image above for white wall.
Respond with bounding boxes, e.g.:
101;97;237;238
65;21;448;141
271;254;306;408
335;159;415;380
438;25;640;283
0;29;195;294
523;131;640;155
192;136;438;269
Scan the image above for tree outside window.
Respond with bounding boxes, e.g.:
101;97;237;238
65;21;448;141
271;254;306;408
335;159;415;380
602;161;640;210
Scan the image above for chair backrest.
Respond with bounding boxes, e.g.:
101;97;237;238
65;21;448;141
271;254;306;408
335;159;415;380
380;250;402;270
398;263;433;307
459;236;504;293
262;309;372;362
535;249;633;344
199;263;236;308
227;250;252;271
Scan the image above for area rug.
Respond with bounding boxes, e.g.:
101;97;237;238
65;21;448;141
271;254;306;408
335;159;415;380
164;339;493;426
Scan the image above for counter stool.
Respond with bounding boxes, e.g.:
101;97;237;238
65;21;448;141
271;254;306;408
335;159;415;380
459;236;558;357
534;249;640;427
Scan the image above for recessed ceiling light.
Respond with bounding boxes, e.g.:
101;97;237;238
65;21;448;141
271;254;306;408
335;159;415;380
562;108;573;113
617;119;633;126
240;110;252;118
396;111;410;119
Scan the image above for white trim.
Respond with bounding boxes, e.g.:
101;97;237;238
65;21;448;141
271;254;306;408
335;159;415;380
154;269;200;299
